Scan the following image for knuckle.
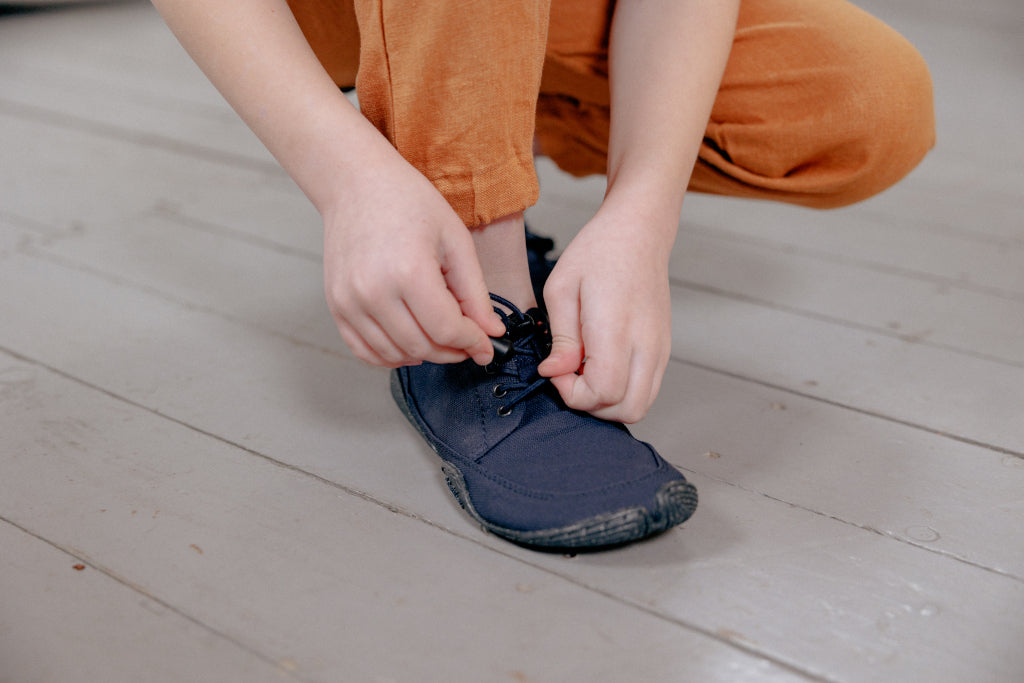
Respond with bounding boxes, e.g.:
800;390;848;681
592;379;626;407
403;339;432;360
432;323;472;350
543;273;572;299
431;328;459;348
560;392;589;412
618;406;645;425
369;344;402;366
377;344;406;365
386;254;422;284
324;281;351;315
349;273;382;303
549;333;578;347
352;348;379;366
327;272;380;312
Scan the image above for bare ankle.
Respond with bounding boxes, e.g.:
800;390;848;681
471;212;537;311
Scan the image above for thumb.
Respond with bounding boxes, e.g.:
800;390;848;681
439;226;505;339
538;281;584;377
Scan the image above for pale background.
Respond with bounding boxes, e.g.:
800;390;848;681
1;1;1022;681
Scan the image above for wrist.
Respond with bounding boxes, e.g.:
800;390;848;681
595;182;683;253
308;123;412;222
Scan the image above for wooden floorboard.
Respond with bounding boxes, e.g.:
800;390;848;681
0;351;807;683
1;1;1021;681
0;520;291;683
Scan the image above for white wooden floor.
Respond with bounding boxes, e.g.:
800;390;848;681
1;1;1022;681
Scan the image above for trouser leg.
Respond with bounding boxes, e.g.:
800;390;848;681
293;0;551;227
536;0;936;208
288;0;934;213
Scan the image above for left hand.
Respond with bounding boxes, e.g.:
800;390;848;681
537;205;674;424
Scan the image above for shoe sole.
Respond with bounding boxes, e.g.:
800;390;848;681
391;370;698;550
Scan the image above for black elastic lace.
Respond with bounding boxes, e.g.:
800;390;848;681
488;295;552;416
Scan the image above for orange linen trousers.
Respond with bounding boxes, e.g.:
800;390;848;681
287;0;935;227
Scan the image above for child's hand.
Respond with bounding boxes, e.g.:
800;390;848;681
322;154;504;368
537;206;674;424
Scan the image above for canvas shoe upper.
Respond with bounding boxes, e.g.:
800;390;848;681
390;294;697;549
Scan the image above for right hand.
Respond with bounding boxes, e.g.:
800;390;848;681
322;154;505;368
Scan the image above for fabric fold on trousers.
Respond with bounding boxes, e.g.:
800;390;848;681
351;0;551;227
288;0;935;222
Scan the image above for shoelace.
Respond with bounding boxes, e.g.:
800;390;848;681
487;295;553;417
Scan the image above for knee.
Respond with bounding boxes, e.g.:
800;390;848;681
812;23;936;208
702;6;936;209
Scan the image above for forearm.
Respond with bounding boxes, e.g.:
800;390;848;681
604;0;740;245
150;0;396;216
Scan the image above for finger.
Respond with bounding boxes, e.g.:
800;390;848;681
537;278;584;377
557;349;631;415
438;227;505;338
646;351;670;411
335;319;403;368
549;304;632;413
587;351;653;424
352;315;413;366
591;345;668;423
404;271;495;366
372;299;471;365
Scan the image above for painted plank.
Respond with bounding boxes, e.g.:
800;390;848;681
0;109;316;253
517;474;1024;683
0;520;290;683
856;169;1024;248
681;194;1024;300
668;286;1023;452
0;352;803;683
0;2;227;111
671;231;1024;366
636;361;1024;579
0;0;337;169
2;348;1020;682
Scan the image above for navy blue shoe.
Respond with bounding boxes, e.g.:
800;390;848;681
390;295;697;549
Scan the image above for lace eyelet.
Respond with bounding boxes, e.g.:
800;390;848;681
492;384;508;398
497;405;513;417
